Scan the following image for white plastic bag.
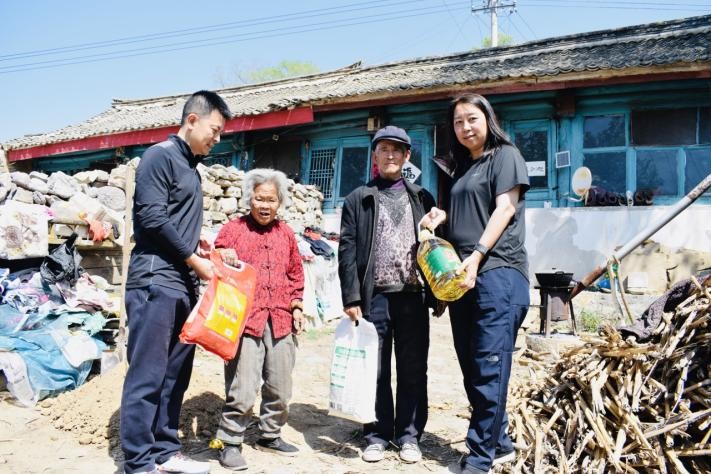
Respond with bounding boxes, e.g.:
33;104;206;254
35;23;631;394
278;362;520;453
329;317;378;423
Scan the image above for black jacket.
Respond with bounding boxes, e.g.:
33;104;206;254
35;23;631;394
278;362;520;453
338;178;437;316
126;135;203;295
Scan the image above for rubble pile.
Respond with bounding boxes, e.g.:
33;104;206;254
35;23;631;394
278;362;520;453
510;275;711;473
0;159;325;259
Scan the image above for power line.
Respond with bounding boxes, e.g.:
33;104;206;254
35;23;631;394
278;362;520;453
0;2;472;74
3;0;708;74
514;11;538;39
440;0;471;47
523;0;711;6
520;0;711;10
505;14;530;42
471;1;517;47
0;0;433;62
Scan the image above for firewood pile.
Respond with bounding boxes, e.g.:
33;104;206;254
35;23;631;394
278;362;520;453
510;275;711;473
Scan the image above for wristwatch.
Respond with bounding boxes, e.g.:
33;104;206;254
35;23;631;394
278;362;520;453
473;242;490;257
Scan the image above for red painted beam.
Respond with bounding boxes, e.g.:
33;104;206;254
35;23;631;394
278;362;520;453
224;107;313;133
8;106;314;162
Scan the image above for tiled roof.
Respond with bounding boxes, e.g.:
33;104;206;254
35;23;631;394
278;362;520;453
4;14;710;151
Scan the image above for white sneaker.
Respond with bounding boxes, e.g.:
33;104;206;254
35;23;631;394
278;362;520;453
158;453;211;473
399;441;422;463
362;443;386;462
492;450;515;466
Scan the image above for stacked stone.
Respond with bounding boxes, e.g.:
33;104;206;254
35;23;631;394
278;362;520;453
1;160;139;209
197;163;325;234
0;159;325;243
0;158;143;245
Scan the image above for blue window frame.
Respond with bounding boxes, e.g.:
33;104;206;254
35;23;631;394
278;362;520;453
407;128;436;194
509;119;556;202
304;126;435;210
305;137;371;209
577;108;711;202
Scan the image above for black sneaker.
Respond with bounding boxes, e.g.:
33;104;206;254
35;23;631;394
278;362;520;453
254;437;299;457
219;445;248;471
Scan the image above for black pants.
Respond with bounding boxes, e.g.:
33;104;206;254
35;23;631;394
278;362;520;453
363;291;429;447
120;285;196;473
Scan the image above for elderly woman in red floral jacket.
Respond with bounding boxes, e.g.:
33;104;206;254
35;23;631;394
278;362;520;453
213;168;305;471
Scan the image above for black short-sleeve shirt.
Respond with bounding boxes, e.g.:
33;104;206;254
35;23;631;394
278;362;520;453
447;144;530;279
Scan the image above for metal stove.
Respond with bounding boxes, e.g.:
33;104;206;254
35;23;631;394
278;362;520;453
535;271;577;337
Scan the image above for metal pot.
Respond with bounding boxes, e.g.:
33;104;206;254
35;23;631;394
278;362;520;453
535;270;574;288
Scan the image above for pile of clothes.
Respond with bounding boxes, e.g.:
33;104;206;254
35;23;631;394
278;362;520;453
0;236;120;406
297;226;342;327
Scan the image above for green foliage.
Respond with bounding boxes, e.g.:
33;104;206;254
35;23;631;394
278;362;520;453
579;309;604;333
474;33;516;50
246;60;320;83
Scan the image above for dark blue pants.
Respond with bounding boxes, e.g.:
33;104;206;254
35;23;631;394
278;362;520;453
120;285;196;473
449;267;529;472
363;291;429;447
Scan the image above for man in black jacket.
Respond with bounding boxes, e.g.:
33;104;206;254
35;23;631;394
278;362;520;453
338;126;437;465
121;90;231;474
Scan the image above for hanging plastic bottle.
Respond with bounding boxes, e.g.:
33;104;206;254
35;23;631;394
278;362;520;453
416;228;467;301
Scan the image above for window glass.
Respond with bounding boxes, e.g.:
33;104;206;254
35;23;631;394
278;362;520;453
636;149;678;196
309;148;336;200
514;129;548;188
700;107;711;144
631;109;696;146
583;115;625;148
583;152;626;193
339;146;369;198
685;148;711;194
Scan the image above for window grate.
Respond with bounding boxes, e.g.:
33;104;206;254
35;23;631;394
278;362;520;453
204;152;232;168
309;148;336;200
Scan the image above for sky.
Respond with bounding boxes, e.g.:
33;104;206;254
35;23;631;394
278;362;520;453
1;0;710;143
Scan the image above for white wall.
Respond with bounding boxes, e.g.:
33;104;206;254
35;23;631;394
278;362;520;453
527;206;711;280
324;204;711;282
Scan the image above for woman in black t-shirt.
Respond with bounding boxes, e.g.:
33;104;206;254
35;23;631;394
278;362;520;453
422;94;529;474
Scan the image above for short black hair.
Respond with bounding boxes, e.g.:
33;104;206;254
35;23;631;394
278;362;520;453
180;90;231;125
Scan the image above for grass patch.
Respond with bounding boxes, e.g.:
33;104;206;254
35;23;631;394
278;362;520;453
579;309;604;333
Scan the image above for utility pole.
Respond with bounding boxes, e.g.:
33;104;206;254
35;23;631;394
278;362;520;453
471;0;516;47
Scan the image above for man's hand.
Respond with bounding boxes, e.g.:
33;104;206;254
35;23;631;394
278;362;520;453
185;254;217;281
217;248;239;267
344;305;362;321
197;238;213;258
292;308;306;335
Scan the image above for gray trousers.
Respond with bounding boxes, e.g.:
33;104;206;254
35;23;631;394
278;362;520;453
217;321;296;445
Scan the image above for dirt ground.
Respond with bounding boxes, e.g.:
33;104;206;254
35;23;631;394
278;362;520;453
1;313;514;474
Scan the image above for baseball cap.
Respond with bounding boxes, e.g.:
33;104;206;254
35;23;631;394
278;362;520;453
372;126;411;149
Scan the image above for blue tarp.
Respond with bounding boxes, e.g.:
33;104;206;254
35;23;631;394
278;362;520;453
0;304;106;401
